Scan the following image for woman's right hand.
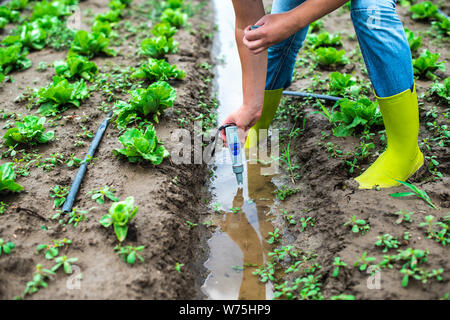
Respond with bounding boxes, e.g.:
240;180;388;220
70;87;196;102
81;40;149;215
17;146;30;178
220;104;262;146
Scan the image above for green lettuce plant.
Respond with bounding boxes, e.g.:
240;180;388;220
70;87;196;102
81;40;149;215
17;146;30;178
429;77;449;103
314;47;348;67
69;30;116;58
140;36;178;59
328;71;361;97
410;1;441;21
307;31;342;48
114;80;176;126
3;115;55;146
329;98;383;137
94;9;121;23
131;58;185;82
404;28;422;53
31;0;75;20
152;22;177;38
8;0;28;10
31;15;75;50
130;81;176;120
99;196;139;242
113;126;170;164
2;23;47;50
54;54;99;80
37;76;89;116
0;5;19;27
160;8;187;28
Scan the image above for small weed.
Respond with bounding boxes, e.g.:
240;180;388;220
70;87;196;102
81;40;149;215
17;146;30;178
392;210;414;224
353;252;376;271
390;180;437;209
375;234;401;253
114;244;145;265
87;186;118;204
0;238;15;256
49;185;69;208
344;215;370;235
332;257;347;277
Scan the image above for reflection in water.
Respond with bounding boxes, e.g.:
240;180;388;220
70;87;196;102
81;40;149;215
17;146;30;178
202;148;276;300
202;0;278;300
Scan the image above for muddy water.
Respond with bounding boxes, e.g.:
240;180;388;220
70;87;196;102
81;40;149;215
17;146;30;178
201;0;277;300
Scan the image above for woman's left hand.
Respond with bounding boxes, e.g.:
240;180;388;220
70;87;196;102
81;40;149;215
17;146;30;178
243;12;299;55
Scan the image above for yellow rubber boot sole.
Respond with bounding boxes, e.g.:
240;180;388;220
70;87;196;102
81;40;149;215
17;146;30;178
245;88;283;149
355;85;424;189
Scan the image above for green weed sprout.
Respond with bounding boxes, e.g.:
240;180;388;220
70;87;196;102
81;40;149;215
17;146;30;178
51;256;78;274
353;252;376;271
175;262;184;273
300;217;315;232
267;228;281;244
87;186;118;204
274;185;299;200
36;238;72;260
332;257;347;277
375;234;400;253
392;210;414;224
390;180;437;209
0;201;7;214
114;244;145;265
22;264;55;298
344;215;370;235
0;238;15;256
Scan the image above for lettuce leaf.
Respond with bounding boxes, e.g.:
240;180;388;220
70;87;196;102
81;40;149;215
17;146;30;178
0;162;24;193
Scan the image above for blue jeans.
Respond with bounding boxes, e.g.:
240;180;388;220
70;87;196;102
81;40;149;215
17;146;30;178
266;0;414;97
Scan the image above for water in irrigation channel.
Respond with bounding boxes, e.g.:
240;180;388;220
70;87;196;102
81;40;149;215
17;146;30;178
201;0;279;300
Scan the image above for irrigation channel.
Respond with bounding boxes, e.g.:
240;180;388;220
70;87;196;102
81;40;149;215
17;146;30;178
201;0;281;300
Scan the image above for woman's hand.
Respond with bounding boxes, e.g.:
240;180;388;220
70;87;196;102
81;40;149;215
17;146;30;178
243;12;299;55
220;104;262;146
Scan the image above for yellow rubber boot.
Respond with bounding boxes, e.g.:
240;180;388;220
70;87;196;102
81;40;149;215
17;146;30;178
355;85;424;189
245;88;283;149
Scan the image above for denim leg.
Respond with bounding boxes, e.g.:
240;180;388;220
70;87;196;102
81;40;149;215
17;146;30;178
266;0;309;90
350;0;414;97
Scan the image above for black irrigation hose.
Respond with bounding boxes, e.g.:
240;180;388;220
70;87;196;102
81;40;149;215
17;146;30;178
62;111;113;213
282;90;342;102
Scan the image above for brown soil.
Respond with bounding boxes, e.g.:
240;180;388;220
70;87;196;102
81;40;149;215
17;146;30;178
0;0;214;299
